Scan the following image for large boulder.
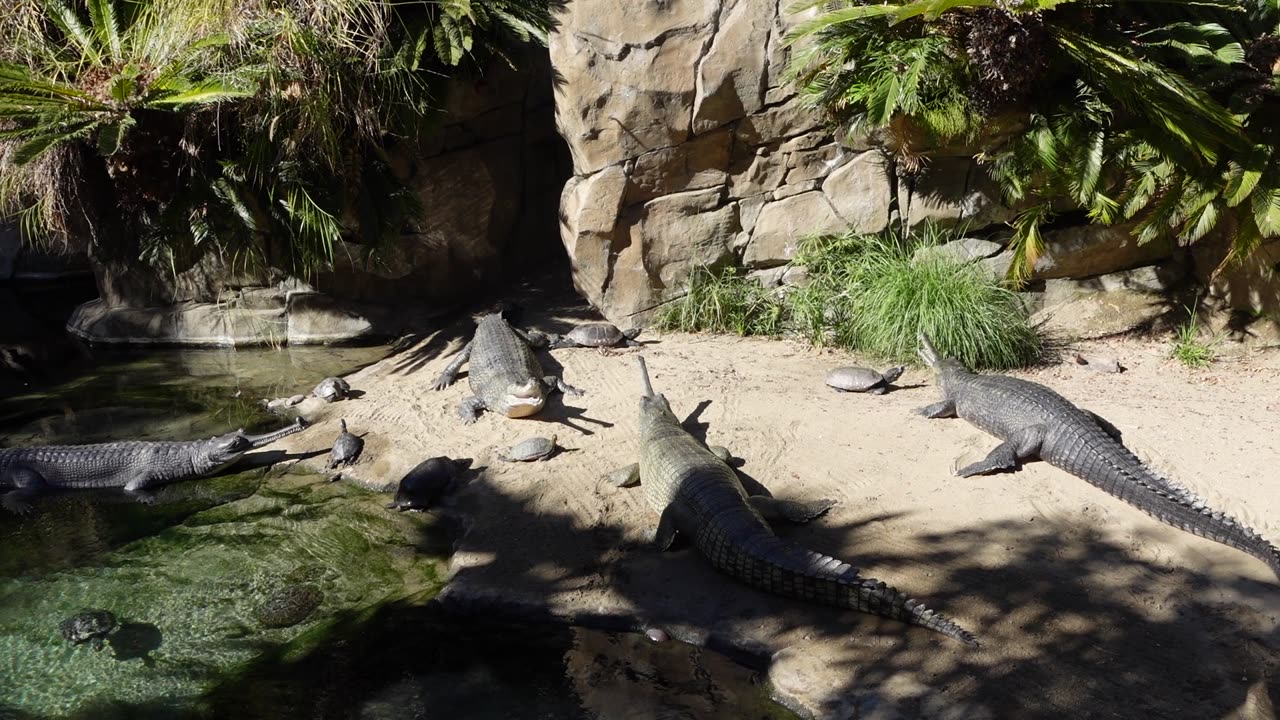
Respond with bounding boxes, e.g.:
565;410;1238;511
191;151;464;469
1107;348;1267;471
1032;224;1177;280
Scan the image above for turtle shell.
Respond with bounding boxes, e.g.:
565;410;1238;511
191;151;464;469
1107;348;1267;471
566;323;626;347
313;377;351;401
502;435;558;461
824;366;886;392
331;433;363;464
59;609;117;649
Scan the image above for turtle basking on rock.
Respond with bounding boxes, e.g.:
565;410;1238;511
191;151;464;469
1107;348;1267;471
326;419;364;471
549;323;642;351
313;377;352;403
824;366;905;395
59;609;118;650
497;435;560;462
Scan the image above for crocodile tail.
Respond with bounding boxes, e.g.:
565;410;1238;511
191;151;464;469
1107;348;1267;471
1140;478;1280;582
704;528;979;645
1092;458;1280;582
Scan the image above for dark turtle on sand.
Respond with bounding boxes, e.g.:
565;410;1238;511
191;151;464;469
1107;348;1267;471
313;377;352;403
59;609;117;650
497;435;559;462
326;419;364;470
387;457;473;512
255;584;323;629
824;366;905;395
550;323;642;350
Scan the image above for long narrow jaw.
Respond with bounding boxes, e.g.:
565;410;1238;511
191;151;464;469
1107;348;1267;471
636;356;655;398
918;332;942;369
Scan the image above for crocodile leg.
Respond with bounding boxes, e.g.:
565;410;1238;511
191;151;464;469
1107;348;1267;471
1;464;45;514
749;496;837;523
1085;410;1123;441
915;399;957;418
432;341;473;391
604;464;640;488
124;473;159;505
543;375;585;397
648;505;689;551
516;328;551;349
955;424;1046;477
707;445;733;463
457;396;486;425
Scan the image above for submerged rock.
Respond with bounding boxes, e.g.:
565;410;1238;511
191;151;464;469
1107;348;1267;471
255;585;324;629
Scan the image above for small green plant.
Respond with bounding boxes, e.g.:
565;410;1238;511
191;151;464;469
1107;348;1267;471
791;228;1040;369
660;227;1041;370
656;266;785;337
1170;307;1217;368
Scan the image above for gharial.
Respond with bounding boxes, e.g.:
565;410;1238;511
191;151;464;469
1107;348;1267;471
432;312;583;424
0;419;308;513
606;356;978;645
915;331;1280;582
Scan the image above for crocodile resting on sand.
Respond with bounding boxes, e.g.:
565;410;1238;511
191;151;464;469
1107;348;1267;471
916;332;1280;581
432;313;582;424
608;356;978;645
0;419;308;513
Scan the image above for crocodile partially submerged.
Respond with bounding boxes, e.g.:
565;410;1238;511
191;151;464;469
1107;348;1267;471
609;356;978;645
0;419;308;513
432;313;583;424
916;332;1280;581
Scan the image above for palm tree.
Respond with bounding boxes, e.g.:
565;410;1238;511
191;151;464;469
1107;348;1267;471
0;0;556;295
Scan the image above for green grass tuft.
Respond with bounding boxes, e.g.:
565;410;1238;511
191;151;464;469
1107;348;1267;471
658;227;1041;370
793;228;1040;369
655;266;785;337
1170;307;1216;369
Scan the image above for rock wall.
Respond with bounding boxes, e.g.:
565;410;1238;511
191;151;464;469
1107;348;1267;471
551;0;1011;323
548;0;1276;345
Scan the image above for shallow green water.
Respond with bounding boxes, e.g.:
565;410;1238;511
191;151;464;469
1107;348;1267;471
0;346;798;720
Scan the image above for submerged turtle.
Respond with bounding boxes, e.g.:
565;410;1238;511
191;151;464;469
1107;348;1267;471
551;323;642;350
824;366;905;395
387;457;473;511
326;419;364;471
255;584;323;629
313;377;352;403
497;435;559;462
59;609;118;650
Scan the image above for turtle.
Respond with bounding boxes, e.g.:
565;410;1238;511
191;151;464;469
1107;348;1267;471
550;323;642;351
386;457;473;511
312;377;352;403
497;435;559;462
326;419;364;471
255;584;323;629
59;609;118;650
824;366;906;395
